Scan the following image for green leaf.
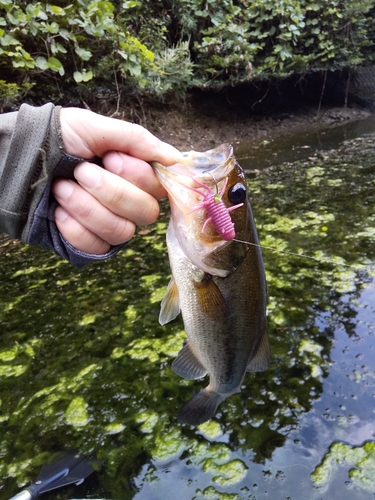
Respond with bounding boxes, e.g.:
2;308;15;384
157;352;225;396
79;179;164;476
73;70;93;83
6;12;22;25
0;34;19;46
49;5;65;16
46;56;64;75
122;0;141;7
309;3;321;11
45;22;60;34
75;47;92;61
35;56;48;70
82;70;93;82
55;42;67;54
73;70;83;83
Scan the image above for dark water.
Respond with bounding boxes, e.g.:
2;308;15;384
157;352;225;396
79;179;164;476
237;113;375;171
0;117;375;500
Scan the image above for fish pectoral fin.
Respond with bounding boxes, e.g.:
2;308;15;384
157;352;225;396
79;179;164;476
247;324;270;372
159;277;180;325
172;342;208;380
193;274;229;322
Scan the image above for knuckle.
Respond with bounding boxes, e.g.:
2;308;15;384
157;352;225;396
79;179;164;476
108;184;127;207
106;219;135;245
130;123;148;141
76;198;95;219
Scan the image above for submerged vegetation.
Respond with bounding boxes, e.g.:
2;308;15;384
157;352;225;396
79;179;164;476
0;130;374;498
1;0;375;107
312;441;375;491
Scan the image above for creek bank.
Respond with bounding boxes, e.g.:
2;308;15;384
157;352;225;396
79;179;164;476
111;94;372;153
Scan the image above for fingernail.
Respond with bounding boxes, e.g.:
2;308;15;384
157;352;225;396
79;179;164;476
55;206;69;222
74;163;101;188
53;180;74;200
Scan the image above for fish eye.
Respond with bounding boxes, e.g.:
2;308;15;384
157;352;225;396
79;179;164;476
228;183;247;204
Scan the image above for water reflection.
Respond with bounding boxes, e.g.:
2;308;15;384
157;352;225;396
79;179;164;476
0;131;374;499
237;114;375;171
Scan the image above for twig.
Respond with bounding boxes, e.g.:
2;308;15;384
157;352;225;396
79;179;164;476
317;69;327;120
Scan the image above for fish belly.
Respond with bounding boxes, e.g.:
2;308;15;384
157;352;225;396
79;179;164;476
167;223;268;425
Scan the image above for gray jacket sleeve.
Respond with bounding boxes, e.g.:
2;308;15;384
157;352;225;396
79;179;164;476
0;102;126;267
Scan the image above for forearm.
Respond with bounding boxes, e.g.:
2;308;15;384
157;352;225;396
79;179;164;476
0;103;62;238
0;103;126;267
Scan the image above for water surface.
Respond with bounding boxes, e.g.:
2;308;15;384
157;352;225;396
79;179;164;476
0;119;374;500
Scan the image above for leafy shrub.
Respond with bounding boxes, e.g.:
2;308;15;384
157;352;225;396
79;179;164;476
0;0;193;102
190;0;375;87
1;0;375;102
0;80;34;111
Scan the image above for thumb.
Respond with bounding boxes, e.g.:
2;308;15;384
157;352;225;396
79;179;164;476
60;107;182;166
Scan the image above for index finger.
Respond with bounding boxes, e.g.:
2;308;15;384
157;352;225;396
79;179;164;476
60;108;182;166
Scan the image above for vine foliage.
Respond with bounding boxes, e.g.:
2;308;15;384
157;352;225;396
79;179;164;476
1;0;375;106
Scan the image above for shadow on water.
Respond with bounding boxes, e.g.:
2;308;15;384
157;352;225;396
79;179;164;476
237;114;375;171
0;117;375;499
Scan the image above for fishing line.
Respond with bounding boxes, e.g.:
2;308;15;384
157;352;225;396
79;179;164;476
202;170;219;194
183;172;350;267
232;238;350;266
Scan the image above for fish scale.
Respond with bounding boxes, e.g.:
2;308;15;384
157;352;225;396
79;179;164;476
153;143;270;425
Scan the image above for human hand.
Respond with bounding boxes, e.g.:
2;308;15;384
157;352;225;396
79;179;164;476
51;108;180;254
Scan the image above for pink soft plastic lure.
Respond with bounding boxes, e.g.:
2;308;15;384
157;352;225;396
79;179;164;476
185;176;243;241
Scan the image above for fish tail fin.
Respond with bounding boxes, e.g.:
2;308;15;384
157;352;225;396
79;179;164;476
178;390;225;426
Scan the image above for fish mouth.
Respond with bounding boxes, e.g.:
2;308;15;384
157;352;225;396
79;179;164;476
153;143;233;180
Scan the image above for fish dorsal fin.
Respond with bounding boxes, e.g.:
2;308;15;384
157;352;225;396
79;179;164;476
159;277;180;325
247;325;270;372
193;274;229;322
172;342;208;380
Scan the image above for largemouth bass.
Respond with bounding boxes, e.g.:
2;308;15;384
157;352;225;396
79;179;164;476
152;144;269;425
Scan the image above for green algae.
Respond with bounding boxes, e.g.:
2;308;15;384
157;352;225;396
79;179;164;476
0;134;374;499
65;396;90;427
194;487;247;499
197;421;223;440
135;410;159;434
204;458;248;486
311;441;375;491
152;429;187;462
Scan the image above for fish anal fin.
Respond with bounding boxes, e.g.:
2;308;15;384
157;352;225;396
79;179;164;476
159;277;180;325
178;389;225;426
247;324;270;372
172;342;208;380
193;274;229;322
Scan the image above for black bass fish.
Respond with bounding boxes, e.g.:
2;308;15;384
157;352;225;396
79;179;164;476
152;144;269;425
